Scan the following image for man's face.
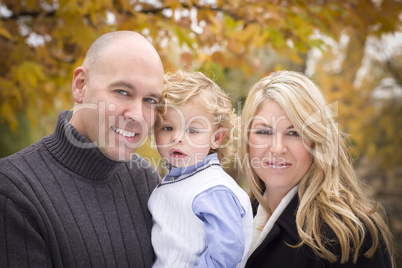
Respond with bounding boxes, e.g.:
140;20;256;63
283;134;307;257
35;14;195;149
72;40;164;162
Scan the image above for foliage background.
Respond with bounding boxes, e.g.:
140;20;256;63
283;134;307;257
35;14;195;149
1;0;401;265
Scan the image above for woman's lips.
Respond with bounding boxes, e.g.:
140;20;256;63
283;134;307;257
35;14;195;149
265;161;292;171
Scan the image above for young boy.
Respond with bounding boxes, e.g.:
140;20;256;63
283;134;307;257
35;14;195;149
148;70;253;267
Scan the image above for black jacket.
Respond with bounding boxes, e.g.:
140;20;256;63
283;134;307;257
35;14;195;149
246;195;392;268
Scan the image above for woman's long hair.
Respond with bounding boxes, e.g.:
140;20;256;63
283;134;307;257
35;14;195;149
239;70;394;265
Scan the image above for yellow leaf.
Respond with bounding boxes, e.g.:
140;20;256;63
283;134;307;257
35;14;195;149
235;23;260;43
1;102;19;132
0;26;12;40
290;51;303;64
26;106;38;128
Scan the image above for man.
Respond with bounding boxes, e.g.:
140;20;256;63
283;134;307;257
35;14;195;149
0;31;164;267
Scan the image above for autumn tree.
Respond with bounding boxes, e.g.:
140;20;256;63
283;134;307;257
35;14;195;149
1;0;401;168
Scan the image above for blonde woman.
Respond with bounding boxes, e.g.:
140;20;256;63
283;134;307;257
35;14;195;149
239;71;394;267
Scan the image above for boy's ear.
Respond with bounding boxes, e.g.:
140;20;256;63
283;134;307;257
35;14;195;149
72;67;88;104
211;127;227;150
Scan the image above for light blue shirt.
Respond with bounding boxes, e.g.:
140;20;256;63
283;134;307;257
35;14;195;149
164;153;217;181
164;153;246;267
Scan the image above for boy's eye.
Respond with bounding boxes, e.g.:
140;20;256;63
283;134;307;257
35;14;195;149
116;89;128;95
186;128;198;134
144;97;157;104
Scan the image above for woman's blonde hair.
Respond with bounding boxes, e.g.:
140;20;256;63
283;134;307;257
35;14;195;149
239;70;394;265
156;69;237;160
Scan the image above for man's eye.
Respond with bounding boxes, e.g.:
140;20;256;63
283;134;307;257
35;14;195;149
116;90;128;95
186;128;197;134
144;97;157;104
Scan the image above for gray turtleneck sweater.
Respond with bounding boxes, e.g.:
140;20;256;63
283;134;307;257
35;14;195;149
0;111;160;267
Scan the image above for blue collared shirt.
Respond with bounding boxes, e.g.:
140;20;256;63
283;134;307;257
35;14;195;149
164;153;246;267
164;153;217;181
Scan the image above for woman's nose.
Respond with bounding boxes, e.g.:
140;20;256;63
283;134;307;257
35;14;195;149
269;134;288;155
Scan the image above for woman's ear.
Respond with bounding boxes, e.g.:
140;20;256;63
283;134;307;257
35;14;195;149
72;67;87;103
211;127;227;150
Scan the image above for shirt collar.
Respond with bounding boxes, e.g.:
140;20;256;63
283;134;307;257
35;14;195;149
165;153;218;181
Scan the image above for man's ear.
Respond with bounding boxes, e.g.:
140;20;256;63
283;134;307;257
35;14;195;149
72;67;87;103
211;127;227;150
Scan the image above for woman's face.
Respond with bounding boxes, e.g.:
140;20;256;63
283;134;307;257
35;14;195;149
248;99;312;197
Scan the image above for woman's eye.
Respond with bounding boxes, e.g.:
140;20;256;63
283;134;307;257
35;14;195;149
116;90;128;95
186;128;197;134
288;131;300;137
255;129;273;135
162;127;173;131
144;97;157;104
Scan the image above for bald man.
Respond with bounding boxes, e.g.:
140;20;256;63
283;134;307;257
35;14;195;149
0;31;164;267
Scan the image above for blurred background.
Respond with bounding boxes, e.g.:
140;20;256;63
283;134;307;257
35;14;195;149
1;0;401;266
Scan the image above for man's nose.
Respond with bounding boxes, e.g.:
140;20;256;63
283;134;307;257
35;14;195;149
124;100;145;123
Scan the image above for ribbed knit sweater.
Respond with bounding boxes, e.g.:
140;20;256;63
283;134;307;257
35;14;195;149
0;110;160;267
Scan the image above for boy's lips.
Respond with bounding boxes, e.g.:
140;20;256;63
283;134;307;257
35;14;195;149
169;149;187;158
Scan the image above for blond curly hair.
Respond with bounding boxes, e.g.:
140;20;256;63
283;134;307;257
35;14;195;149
155;70;237;161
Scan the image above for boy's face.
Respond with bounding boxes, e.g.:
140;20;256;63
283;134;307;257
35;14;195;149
155;102;221;167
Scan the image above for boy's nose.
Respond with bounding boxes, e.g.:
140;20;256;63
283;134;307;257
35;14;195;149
171;131;183;143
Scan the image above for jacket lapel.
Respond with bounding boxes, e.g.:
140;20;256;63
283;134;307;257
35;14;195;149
276;195;300;242
248;195;300;261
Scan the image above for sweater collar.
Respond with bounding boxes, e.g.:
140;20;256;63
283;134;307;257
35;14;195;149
43;110;119;180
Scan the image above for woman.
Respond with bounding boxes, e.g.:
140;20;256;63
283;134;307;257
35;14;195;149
239;71;394;267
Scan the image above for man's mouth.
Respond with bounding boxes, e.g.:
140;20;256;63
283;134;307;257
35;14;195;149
111;126;136;137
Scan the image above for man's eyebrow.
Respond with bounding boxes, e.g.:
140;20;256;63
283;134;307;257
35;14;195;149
110;81;135;90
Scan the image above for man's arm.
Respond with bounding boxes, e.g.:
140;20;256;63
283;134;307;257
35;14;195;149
0;194;52;267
